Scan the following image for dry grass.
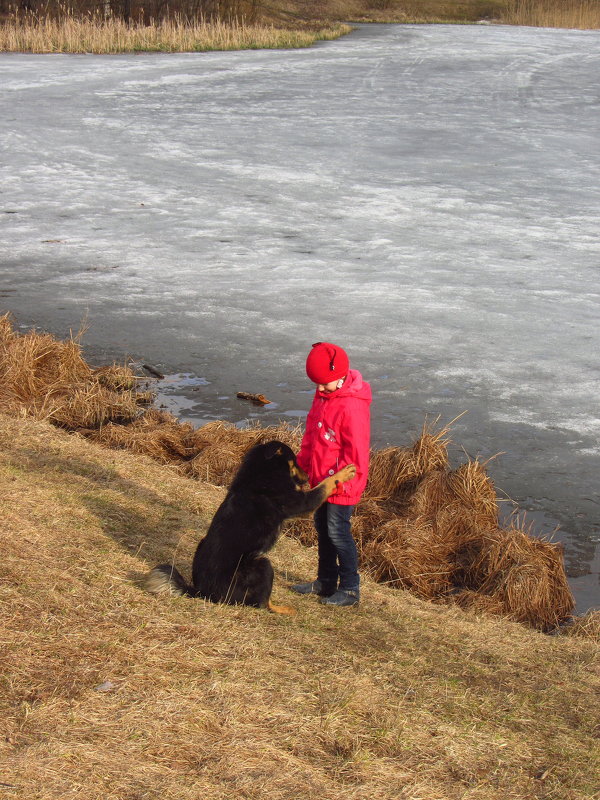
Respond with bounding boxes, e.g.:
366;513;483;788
452;526;576;629
1;0;599;56
563;609;600;641
275;0;600;27
0;317;581;632
0;313;150;428
0;11;350;53
0;411;598;800
499;0;600;29
334;420;574;632
366;420;451;500
269;0;506;24
84;412;303;484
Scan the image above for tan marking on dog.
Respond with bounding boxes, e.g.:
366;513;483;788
288;459;309;489
268;600;296;616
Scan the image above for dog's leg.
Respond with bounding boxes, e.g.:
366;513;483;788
267;599;296;616
290;463;358;518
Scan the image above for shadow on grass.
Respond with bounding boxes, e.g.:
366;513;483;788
3;441;212;580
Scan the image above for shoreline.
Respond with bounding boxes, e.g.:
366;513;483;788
1;1;599;55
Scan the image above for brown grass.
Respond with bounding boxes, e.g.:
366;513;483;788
275;0;600;27
85;412;303;484
0;411;598;800
1;0;599;57
366;419;451;501
562;609;600;641
452;526;575;629
0;314;150;428
0;316;581;632
268;0;506;24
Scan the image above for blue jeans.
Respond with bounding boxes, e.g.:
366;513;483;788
314;503;359;594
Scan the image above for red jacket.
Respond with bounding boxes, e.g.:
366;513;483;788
297;369;372;506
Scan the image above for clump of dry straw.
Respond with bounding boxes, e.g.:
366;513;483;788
0;314;151;428
0;315;579;632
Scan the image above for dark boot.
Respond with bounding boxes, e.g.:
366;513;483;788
319;589;359;607
289;579;335;597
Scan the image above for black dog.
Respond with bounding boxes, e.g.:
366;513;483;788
145;440;356;614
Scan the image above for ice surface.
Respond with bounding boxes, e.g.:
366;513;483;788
1;24;599;610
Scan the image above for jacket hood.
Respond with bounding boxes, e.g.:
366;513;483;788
316;368;372;403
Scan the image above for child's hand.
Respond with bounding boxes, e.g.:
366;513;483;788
334;464;356;484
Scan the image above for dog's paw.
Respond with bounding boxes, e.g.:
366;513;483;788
335;464;356;484
268;600;297;616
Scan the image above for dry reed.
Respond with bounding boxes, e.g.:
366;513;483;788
0;315;579;631
562;609;600;640
499;0;600;29
87;412;303;484
366;420;451;500
0;12;350;53
450;526;575;629
0;314;149;428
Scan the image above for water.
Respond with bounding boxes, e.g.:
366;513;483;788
1;23;599;612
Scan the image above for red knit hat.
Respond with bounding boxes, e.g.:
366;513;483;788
305;342;350;384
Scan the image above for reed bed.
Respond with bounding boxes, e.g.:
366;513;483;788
0;316;580;632
0;12;350;53
499;0;600;29
86;411;303;484
0;314;150;428
342;437;574;631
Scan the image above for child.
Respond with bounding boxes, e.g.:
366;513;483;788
290;342;372;607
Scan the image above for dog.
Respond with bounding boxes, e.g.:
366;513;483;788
145;440;356;614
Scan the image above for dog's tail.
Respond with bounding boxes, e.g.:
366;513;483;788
145;564;194;597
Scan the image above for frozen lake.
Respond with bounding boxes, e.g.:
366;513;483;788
1;23;599;612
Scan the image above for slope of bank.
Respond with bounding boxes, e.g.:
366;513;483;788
1;412;598;800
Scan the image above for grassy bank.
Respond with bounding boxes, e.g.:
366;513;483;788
276;0;600;28
1;411;599;799
2;2;600;54
0;13;351;53
1;0;600;53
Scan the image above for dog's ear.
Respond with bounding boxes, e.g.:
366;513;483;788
264;441;285;460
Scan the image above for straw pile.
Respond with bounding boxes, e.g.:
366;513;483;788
0;313;151;428
0;315;577;631
562;609;600;641
286;420;575;632
86;414;302;485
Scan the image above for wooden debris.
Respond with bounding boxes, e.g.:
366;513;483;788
142;364;165;380
236;391;271;406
